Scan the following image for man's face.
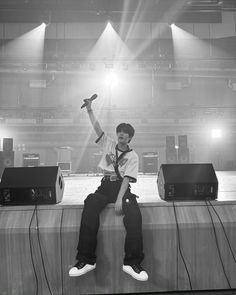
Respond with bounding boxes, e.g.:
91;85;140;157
117;130;131;145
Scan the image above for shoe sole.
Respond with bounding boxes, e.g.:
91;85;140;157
69;264;96;277
122;266;148;281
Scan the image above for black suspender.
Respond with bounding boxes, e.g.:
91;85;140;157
114;145;132;180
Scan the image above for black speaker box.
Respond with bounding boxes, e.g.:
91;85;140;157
178;135;188;149
166;136;175;149
157;163;218;201
178;148;190;164
0;151;14;178
142;152;158;174
3;138;13;151
166;148;177;164
23;153;40;167
0;166;64;205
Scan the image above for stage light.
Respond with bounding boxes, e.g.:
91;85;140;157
171;23;210;62
105;72;118;87
4;22;46;61
88;19;132;60
41;22;48;28
211;129;222;139
41;11;51;27
103;21;115;36
168;22;175;28
106;21;112;29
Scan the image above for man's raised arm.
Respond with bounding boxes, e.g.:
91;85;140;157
85;100;103;138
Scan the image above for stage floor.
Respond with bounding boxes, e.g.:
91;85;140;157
61;171;236;205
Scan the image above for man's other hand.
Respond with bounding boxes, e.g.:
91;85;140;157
115;198;123;215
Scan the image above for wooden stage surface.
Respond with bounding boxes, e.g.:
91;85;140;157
61;171;236;205
1;171;236;295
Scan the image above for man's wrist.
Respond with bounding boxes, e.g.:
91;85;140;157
117;195;123;202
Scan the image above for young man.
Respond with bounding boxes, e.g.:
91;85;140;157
69;99;148;281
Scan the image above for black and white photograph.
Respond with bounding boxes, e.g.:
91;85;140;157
0;1;236;294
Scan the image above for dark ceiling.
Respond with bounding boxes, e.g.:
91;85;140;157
0;0;235;23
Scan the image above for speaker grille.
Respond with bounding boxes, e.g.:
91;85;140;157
3;138;13;151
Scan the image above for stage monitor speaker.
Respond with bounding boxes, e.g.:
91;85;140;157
3;138;13;151
178;135;188;149
0;151;14;178
142;152;158;174
166;148;177;164
0;166;64;205
157;163;218;201
23;153;40;167
178;148;190;164
166;136;175;149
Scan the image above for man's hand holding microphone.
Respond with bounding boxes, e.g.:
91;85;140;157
81;94;97;111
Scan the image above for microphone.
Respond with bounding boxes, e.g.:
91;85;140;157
81;94;98;109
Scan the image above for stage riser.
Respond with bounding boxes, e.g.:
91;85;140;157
0;204;236;294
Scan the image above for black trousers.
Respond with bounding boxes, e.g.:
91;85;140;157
76;178;144;265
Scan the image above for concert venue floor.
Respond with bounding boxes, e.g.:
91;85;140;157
61;171;236;205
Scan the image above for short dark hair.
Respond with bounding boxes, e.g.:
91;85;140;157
116;123;135;138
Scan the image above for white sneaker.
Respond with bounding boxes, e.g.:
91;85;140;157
69;261;96;277
123;264;148;281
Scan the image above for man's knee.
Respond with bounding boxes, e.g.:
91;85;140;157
84;193;96;204
84;193;107;212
